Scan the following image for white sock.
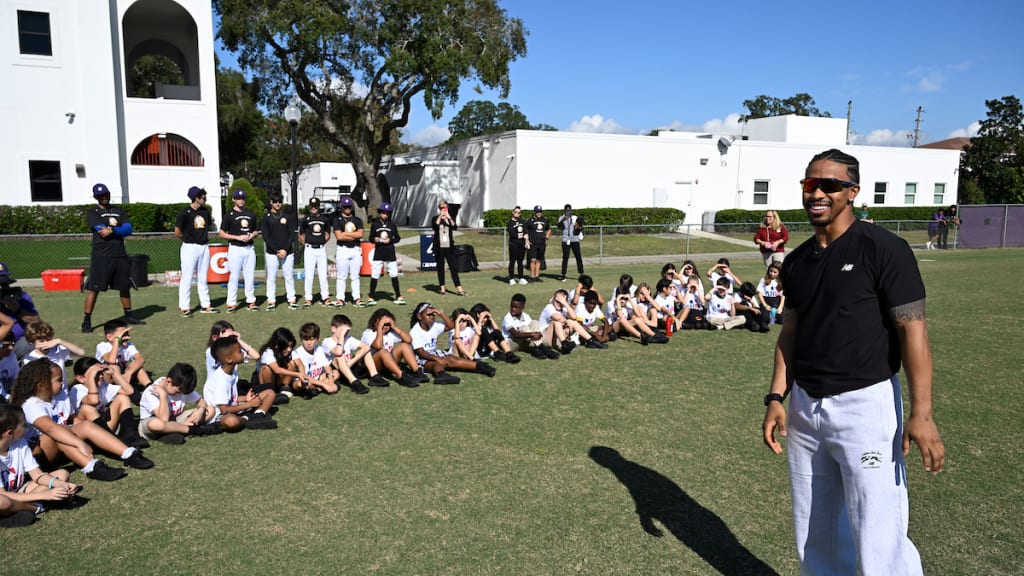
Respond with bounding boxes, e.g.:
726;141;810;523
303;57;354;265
81;459;98;474
121;447;138;459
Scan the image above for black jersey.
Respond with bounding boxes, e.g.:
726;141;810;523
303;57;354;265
527;216;550;245
261;210;297;254
507;218;526;246
175;206;211;245
781;220;926;397
369;219;400;261
87;204;130;258
221;208;258;247
300;213;332;247
332;214;364;248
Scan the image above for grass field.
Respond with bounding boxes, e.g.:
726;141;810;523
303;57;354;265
3;248;1022;574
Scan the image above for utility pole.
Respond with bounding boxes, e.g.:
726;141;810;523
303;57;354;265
846;100;853;145
913;106;924;147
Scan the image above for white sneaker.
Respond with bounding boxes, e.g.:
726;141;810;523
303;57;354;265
509;278;516;285
926;242;932;250
518;277;528;285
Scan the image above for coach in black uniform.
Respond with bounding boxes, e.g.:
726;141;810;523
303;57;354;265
761;149;944;574
174;186;217;317
506;206;527;285
526;205;550;282
261;194;298;310
82;183;144;333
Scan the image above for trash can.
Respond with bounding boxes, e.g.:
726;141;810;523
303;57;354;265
419;234;437;271
452;244;478;273
207;244;230;283
127;254;151;288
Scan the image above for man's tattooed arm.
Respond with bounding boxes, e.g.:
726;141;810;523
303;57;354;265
890;299;926;323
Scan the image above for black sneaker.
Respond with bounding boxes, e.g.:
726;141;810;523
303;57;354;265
124;450;155;469
244;411;278;430
560;341;576;355
651;332;670;344
156;432;186;445
0;510;36;528
607;331;619;341
398;371;421;388
476;361;497;377
125;436;150;450
641;334;651;346
539;344;560;359
345;379;370;395
81;320;92;334
273;392;291;405
584;338;607;349
124;315;146;325
530;346;547;359
188;422;223;436
505;352;522;364
86;460;127;481
492;350;508;362
368;374;390;387
433;371;461;385
412;369;431;384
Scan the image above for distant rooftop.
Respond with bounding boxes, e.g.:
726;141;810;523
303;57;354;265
918;137;971;151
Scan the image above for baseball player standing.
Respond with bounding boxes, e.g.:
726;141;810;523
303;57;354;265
218;189;260;312
82;183;145;333
299;197;332;308
762;149;944;575
260;193;298;311
332;196;364;307
174;186;218;317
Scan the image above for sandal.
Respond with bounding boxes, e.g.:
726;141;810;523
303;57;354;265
456;288;467;297
440;287;447;297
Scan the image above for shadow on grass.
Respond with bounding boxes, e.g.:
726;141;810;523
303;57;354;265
589;446;778;576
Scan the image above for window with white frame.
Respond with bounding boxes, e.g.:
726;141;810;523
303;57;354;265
29;160;62;202
904;183;917;204
753;180;769;205
934;183;946;204
18;11;52;56
874;182;886;204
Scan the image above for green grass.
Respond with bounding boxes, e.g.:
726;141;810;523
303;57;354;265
3;249;1023;574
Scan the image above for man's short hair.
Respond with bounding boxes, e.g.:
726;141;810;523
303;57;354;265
330;314;352;328
167;363;198;395
583;290;599;304
104;319;128;335
808;148;860;184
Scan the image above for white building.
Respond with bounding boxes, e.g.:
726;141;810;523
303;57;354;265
2;0;221;208
281;162;358;206
382;115;961;227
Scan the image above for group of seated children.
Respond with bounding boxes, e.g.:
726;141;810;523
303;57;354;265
661;259;785;333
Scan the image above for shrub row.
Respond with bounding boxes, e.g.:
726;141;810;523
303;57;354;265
482;207;686;233
0;203;195;234
714;206;949;226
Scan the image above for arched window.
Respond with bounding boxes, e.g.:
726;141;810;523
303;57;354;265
131;133;204;167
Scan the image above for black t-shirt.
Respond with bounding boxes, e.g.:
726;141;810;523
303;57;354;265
176;206;211;245
507;218;526;246
781;220;925;397
369;219;400;261
87;204;129;258
221;209;258;247
527;216;550;244
299;213;332;247
332;214;364;248
261;210;297;254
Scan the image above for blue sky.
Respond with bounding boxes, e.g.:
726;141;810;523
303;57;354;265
216;0;1023;148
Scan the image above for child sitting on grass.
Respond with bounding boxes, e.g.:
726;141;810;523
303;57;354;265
576;290;613;344
0;404;82;527
502;293;558;360
323;314;389;391
539;289;607;354
447;307;482;360
22;320;84;385
204;336;277;431
705;277;745;330
409;303;496;384
360;309;427;387
12;359;153;481
95;319;152;402
469;303;520;364
69;357;148;449
256;327;315;400
139;363;221;445
290;322;342;396
205;320;260;392
756;262;785;325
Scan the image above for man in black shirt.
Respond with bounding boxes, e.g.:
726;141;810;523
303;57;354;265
218;189;260;312
526;206;550;282
332;196;365;306
82;183;144;333
261;193;298;311
299;197;333;308
174;186;218;317
762;149;944;574
506;206;527;285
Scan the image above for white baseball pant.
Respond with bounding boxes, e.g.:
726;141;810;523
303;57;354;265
226;245;256;306
335;245;362;300
304;245;330;301
179;243;211;310
265;252;295;304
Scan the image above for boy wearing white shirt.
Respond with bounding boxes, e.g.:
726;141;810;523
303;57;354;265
502;293;557;360
95;319;151;401
203;337;277;431
139;363;220;445
705;277;745;330
324;315;389;390
291;322;342;395
69;357;148;449
538;289;606;354
576;291;611;344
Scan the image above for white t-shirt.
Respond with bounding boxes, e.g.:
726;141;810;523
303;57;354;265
139;377;201;420
654;294;676;319
0;353;18;401
203;366;239;412
410;321;446;355
501;311;533;340
0;439;39;493
322;335;363;362
709;272;735;294
537;303;561;333
95;340;140;372
361;329;402;353
707;290;735;319
292;344;331;381
69;380;121;414
23;345;72;386
21;392;72;442
682;290;704;311
448;325;477;357
757;278;782;300
575;302;605;328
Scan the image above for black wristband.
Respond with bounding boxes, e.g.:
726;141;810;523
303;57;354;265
764;393;786;406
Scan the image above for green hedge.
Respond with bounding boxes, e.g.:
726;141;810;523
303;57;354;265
482;207;686;233
0;203;195;234
714;206;945;231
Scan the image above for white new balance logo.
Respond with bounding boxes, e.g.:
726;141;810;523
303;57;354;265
841;264;855;272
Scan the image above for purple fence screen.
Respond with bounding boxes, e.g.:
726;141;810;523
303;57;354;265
958;205;1024;249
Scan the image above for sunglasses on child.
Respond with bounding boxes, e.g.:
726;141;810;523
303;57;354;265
800;178;857;194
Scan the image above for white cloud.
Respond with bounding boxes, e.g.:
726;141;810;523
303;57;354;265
408;124;450;147
947;121;981;139
701;113;745;135
567;114;634;135
918;74;943;93
851;129;914;147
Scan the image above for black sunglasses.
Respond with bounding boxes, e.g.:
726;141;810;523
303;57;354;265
800;178;857;194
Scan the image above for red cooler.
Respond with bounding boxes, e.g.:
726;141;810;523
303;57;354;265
359;241;374;276
208;244;230;282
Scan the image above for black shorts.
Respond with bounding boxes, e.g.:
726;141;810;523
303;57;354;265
527;243;546;260
87;255;131;292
